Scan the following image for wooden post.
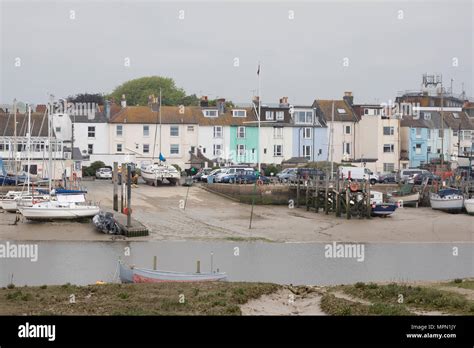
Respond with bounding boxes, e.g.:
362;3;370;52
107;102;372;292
324;178;329;214
113;162;118;212
183;185;190;210
196;260;201;274
305;179;310;211
153;256;157;270
346;188;351;219
366;180;371;219
126;164;132;227
249;181;257;229
296;175;300;208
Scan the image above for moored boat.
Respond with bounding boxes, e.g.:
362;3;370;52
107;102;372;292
119;261;227;283
388;184;420;207
370;191;397;217
19;193;99;220
430;188;464;213
463;198;474;215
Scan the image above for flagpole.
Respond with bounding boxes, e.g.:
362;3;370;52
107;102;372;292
257;62;261;173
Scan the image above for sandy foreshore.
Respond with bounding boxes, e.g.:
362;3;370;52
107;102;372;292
0;180;473;242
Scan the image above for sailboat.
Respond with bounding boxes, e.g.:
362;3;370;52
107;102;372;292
1;106;50;212
19;99;100;221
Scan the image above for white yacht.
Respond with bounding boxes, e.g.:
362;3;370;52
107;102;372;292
141;163;180;186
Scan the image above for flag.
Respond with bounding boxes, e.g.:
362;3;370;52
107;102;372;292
159;153;166;162
257;64;260;75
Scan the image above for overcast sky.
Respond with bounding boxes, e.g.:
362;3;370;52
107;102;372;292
1;0;472;106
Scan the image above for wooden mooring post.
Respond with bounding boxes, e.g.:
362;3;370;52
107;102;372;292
113;162;118;212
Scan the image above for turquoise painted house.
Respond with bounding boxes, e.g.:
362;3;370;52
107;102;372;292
230;125;259;164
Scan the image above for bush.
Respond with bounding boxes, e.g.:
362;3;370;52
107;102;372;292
82;161;106;177
263;164;280;177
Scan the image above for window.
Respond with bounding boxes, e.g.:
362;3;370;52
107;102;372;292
237;126;246;138
213;144;222;156
88;126;95;138
136;143;139;150
415;128;421;138
187;126;194;132
170;144;179;155
427;146;432;153
427;129;431;139
143;144;150;153
383;163;394;172
453;130;458;137
203;109;218;117
343;142;351;155
453;112;459;119
276;111;284;120
238;144;246;156
423;112;431;120
170;126;179;136
415;144;422;155
461;130;472;140
364;108;369;115
303;127;311;139
337;108;346;114
273;127;283;139
116;125;123;137
303;145;311;159
383;144;395;153
213;126;222;138
265;111;274;120
383;126;394;135
116;144;123;152
274;145;283;156
232;110;246;117
190;146;195;154
438;129;443;138
344;125;351;134
55;127;61;133
295;110;313;124
87;144;93;155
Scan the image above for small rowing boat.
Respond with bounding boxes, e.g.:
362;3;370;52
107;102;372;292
119;261;228;283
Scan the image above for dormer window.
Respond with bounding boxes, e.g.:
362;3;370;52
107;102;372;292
203;109;218;117
294;110;313;124
232;110;246;117
265;111;274;120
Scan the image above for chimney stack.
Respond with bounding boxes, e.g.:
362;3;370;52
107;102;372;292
216;98;226;115
200;96;209;107
279;97;289;107
121;94;127;108
105;100;111;119
343;91;353;106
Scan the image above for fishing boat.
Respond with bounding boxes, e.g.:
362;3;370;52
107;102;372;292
430;188;464;213
370;191;397;217
388;184;420;207
464;199;474;215
141;162;181;186
19;193;100;220
119;261;227;283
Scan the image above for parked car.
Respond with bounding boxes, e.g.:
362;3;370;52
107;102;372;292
222;169;269;184
201;168;223;182
339;166;378;185
297;168;326;181
192;168;213;182
96;167;112;179
400;169;428;183
378;173;398;184
413;172;441;185
276;168;298;182
215;167;254;183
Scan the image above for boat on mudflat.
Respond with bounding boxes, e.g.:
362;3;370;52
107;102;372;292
119;261;228;283
463;198;474;215
370;191;397;217
388;184;420;207
430;188;464;213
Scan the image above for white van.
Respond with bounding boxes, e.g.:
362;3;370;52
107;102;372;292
339;166;379;185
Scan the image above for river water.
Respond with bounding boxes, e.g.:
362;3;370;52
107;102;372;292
0;241;472;286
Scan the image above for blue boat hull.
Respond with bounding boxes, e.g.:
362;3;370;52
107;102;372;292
371;203;397;216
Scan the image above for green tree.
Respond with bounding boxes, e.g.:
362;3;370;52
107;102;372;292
109;76;197;106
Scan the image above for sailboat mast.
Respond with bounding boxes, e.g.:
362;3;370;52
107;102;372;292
330;101;335;179
48;96;53;193
27;105;31;190
13;99;17;185
257;62;261;173
159;88;162;161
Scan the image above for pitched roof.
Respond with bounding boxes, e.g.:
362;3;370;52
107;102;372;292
0;112;50;137
313;100;359;122
109;106;258;126
401;111;474;130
